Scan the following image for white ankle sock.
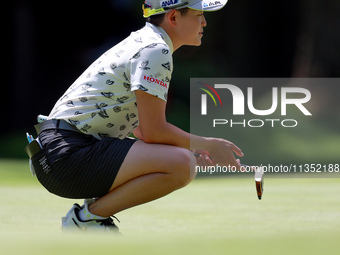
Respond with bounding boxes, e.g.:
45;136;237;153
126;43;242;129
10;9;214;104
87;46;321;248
78;200;107;221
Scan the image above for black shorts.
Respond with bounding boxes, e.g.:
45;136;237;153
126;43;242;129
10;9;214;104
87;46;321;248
31;129;136;199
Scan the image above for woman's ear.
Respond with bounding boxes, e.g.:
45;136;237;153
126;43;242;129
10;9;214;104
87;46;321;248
166;9;178;27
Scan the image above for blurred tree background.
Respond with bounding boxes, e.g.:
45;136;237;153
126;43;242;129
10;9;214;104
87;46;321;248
2;0;340;158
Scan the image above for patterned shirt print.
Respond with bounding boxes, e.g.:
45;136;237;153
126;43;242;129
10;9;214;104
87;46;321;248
49;23;174;140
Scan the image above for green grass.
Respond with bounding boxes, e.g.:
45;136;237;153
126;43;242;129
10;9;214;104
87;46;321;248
0;159;36;186
1;159;340;255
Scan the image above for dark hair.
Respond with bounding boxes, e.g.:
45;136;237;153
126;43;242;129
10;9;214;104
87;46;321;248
146;8;189;26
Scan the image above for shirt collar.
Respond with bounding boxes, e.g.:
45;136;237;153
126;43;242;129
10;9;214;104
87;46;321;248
145;22;174;54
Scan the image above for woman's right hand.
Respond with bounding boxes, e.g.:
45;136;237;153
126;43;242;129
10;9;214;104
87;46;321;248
205;137;244;170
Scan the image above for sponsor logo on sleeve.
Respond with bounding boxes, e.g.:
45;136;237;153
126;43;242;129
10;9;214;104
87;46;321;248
143;75;168;89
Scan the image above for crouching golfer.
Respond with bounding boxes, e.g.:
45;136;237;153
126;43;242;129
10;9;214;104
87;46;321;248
25;0;243;232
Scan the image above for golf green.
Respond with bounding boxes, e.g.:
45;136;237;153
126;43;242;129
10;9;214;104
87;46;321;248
1;160;339;254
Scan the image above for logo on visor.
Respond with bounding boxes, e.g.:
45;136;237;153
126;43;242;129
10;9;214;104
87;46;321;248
160;0;181;8
203;1;222;8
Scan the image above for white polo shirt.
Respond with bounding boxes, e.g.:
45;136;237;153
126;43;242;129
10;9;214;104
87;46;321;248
49;23;173;140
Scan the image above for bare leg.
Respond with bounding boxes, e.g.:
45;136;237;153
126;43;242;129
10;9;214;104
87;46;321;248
89;141;197;217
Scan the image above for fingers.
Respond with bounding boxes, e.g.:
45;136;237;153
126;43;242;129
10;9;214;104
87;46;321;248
236;159;243;171
195;152;252;173
225;153;241;170
223;141;244;169
196;138;245;170
230;143;244;157
195;152;215;167
212;141;243;170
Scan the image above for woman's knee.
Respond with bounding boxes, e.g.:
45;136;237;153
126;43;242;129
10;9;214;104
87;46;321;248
168;148;197;189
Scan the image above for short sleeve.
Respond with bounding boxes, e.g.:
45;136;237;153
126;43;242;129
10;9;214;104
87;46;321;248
130;43;172;102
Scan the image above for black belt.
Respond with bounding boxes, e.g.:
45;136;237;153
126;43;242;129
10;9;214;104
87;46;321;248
25;119;81;159
25;139;42;158
35;119;81;135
